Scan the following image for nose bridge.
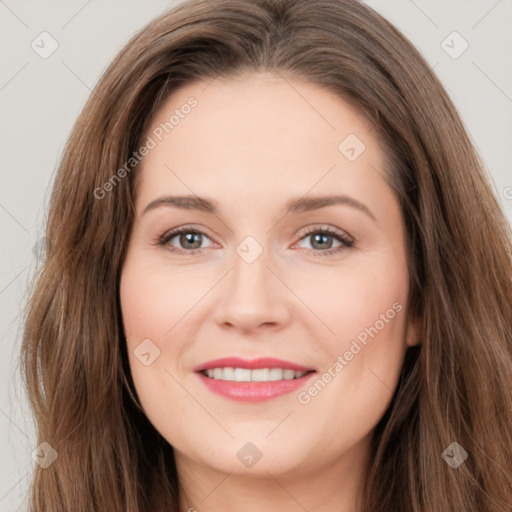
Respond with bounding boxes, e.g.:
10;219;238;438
230;237;274;303
215;235;289;331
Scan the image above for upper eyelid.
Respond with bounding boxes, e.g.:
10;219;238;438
300;225;353;241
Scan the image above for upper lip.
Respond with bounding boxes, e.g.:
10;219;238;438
193;357;315;373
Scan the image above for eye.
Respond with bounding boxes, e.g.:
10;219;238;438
157;224;355;257
294;225;354;256
157;225;214;255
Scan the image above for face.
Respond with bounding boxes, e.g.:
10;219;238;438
120;72;420;479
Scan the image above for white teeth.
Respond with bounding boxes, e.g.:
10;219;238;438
223;367;235;381
203;367;308;382
251;368;270;382
269;368;283;381
234;368;251;382
283;369;295;380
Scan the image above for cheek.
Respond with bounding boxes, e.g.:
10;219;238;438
289;252;409;358
305;249;409;428
295;261;410;439
119;256;178;379
119;257;197;441
120;254;204;343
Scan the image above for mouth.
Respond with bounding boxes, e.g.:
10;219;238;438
194;357;316;402
201;367;310;381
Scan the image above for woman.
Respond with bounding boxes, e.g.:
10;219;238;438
21;0;512;510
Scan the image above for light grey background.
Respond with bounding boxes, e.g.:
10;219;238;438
1;0;511;509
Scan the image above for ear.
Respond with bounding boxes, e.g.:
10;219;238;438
404;307;422;347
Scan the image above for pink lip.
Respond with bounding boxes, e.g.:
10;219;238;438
193;357;315;402
193;357;313;372
197;373;315;402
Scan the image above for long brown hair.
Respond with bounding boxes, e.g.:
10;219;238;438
21;0;512;510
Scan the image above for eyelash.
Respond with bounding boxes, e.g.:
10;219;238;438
156;224;355;257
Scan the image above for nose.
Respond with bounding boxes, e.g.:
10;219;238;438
214;243;291;334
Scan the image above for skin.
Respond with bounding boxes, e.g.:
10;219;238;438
120;71;421;512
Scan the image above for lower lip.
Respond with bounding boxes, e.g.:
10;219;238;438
197;372;315;402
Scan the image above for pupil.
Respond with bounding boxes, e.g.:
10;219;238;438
181;232;201;249
312;233;332;250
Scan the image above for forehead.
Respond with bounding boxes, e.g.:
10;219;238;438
135;72;389;213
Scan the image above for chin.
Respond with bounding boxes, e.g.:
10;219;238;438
179;435;311;477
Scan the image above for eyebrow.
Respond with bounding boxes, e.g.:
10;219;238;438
142;194;376;220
